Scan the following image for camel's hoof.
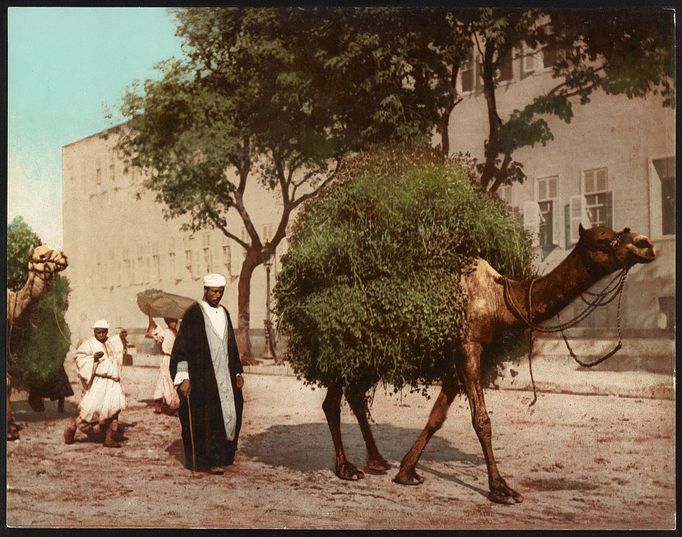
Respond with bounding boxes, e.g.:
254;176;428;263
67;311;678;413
103;441;122;448
336;462;365;481
488;486;523;505
365;458;392;474
394;468;425;486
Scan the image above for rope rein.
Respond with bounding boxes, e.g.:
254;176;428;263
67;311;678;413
503;267;629;406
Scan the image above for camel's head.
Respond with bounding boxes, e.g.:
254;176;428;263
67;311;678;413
28;245;69;277
577;224;656;274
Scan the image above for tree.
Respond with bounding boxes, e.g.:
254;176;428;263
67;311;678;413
274;146;532;393
120;7;450;363
464;8;675;192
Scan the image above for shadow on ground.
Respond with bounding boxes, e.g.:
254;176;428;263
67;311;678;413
11;399;77;423
240;422;484;473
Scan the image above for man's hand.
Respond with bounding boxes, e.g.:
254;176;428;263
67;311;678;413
236;374;244;389
178;379;191;398
93;351;104;362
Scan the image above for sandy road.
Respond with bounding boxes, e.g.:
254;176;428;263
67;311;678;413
6;361;675;530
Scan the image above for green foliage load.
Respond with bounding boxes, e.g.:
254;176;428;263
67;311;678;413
7;216;41;291
274;146;534;394
7;217;72;390
11;277;72;390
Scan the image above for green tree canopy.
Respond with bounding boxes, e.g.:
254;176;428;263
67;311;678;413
119;7;456;361
274;146;533;394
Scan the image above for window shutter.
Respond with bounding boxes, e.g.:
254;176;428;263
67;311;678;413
569;195;588;244
552;199;560;245
523;49;538;74
564;204;572;249
523;201;541;245
605;191;613;228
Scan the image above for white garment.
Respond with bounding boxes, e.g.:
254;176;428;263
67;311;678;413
74;336;126;423
200;300;227;336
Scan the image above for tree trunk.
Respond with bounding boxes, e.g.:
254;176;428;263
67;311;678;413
235;250;259;365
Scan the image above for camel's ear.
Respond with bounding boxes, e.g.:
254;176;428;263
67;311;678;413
578;223;585;238
27;245;34;259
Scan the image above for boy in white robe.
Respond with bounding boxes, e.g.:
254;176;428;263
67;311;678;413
63;319;127;447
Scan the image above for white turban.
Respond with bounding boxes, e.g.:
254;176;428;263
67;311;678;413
203;273;227;287
92;319;110;329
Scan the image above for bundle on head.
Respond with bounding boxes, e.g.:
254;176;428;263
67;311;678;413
274;145;534;396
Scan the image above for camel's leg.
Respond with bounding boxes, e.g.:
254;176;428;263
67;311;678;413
394;377;458;485
458;342;523;504
346;389;391;473
322;383;364;480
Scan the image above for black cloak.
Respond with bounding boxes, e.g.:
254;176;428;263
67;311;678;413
169;302;244;469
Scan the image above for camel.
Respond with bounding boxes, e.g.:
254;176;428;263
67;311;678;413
320;224;656;504
7;245;69;440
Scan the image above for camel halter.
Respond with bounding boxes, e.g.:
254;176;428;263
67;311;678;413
503;267;629;406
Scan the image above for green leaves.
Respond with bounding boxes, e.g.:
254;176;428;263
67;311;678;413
7;217;42;291
7;218;72;390
275;146;533;393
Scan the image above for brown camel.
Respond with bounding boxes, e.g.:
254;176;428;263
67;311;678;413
7;245;69;440
321;224;655;505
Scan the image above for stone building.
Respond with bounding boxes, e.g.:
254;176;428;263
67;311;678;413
62;126;286;353
62;45;674;363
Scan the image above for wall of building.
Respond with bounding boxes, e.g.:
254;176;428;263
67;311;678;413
62;127;287;347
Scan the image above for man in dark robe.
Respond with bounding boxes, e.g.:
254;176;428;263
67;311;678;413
169;273;244;475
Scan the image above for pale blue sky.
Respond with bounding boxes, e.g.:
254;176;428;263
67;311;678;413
8;7;184;248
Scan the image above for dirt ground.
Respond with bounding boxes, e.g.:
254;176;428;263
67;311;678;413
6;357;676;530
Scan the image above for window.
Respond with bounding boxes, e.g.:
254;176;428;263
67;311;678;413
536;175;559;249
202;232;211;273
151;240;160;281
522;43;560;75
123;249;131;284
522;44;541;75
653;157;675;236
167;238;176;280
262;223;274;244
497;185;513;207
222;244;232;273
582;167;613;228
95;159;102;185
497;49;513;82
184;237;193;278
461;47;476;92
109;155;115;182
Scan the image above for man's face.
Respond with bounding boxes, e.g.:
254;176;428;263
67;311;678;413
203;286;225;307
94;328;108;342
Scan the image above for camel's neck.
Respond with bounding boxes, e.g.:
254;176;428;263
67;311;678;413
508;249;608;325
8;271;48;322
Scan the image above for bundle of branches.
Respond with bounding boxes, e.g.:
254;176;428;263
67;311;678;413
10;275;72;391
274;145;533;395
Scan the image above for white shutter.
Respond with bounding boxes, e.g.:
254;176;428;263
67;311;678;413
551;199;560;245
523;51;538;73
523;201;541;246
569;195;590;244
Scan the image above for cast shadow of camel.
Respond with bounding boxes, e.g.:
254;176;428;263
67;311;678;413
241;422;488;496
10;399;77;423
164;422;488;497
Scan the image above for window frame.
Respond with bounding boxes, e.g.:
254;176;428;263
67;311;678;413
581;167;613;230
648;155;676;239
